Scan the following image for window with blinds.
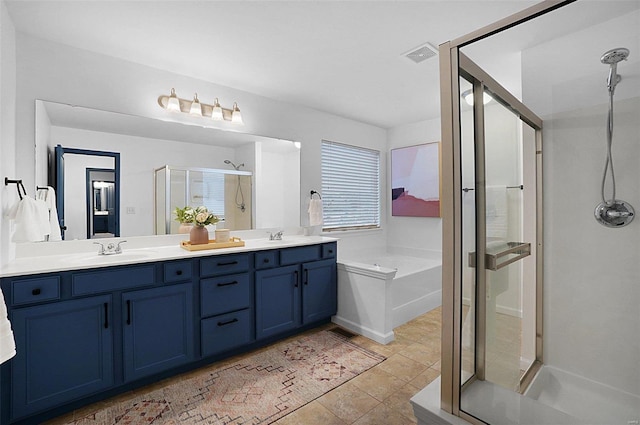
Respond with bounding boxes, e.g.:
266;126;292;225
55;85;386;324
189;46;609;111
321;140;380;231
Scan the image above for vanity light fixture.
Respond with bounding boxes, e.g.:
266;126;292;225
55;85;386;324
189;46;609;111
461;89;493;106
211;98;223;121
231;102;243;124
189;93;203;116
166;88;181;112
157;88;244;124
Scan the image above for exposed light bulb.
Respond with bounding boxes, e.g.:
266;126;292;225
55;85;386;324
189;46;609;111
167;88;181;112
211;98;223;120
231;102;243;124
189;93;203;116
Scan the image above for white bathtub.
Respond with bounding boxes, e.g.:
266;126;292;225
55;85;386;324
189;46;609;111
333;252;442;344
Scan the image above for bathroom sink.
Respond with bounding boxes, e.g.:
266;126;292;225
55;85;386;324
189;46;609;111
64;251;157;264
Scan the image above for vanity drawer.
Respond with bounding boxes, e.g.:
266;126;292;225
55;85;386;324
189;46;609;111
201;309;252;357
255;251;278;269
72;265;155;296
200;273;250;317
11;276;60;306
280;245;321;265
164;260;193;283
200;254;249;277
322;243;337;259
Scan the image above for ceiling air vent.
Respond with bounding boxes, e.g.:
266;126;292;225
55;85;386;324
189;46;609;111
404;42;438;64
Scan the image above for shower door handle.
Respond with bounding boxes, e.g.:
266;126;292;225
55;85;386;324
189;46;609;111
468;242;531;271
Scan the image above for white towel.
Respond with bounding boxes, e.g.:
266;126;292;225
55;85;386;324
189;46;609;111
485;186;508;239
8;196;51;242
0;288;16;364
308;199;324;227
37;186;62;241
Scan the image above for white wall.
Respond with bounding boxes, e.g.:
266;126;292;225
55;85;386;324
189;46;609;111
523;11;640;396
0;1;16;266
4;32;388;261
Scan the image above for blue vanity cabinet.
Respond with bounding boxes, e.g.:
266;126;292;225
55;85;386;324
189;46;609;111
199;253;254;357
9;294;114;420
301;258;337;324
255;264;301;339
255;243;337;339
122;283;194;382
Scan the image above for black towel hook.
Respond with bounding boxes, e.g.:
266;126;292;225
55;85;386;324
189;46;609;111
310;190;322;199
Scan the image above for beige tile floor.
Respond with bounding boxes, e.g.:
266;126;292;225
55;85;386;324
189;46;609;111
45;307;442;425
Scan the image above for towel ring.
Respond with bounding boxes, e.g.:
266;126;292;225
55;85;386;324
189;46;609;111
310;190;322;199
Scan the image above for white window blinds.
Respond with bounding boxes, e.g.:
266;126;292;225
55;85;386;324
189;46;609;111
321;140;380;230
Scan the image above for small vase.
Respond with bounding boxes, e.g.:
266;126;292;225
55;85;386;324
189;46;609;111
178;223;194;234
189;225;209;245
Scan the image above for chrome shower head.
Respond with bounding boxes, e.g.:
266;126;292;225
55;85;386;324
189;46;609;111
223;159;244;170
601;48;629;64
601;48;629;95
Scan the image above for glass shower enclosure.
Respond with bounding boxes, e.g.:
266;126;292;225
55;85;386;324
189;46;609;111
154;165;253;234
436;1;639;424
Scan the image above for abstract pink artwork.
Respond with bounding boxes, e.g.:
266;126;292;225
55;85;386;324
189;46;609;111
391;142;441;217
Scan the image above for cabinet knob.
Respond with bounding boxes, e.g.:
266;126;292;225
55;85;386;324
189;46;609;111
32;288;41;296
176;270;183;276
263;258;270;263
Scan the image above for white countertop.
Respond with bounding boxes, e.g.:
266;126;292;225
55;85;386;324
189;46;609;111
0;234;338;278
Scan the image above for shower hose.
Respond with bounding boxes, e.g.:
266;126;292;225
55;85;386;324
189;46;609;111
601;90;617;206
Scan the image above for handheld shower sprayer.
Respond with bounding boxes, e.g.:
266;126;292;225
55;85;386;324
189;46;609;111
594;47;634;227
601;48;628;95
223;159;247;212
223;159;244;171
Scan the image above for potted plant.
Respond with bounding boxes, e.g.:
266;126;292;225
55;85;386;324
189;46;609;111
174;206;195;234
188;206;219;245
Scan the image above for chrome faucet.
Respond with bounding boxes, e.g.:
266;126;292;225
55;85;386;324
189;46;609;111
268;231;283;241
94;240;127;255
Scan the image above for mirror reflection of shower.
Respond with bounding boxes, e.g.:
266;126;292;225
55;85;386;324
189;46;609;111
224;159;247;213
594;47;635;228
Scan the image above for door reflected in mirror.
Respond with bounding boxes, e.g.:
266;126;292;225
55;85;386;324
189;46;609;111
90;174;116;239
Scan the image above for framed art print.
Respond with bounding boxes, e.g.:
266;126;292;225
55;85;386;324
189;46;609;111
391;142;441;217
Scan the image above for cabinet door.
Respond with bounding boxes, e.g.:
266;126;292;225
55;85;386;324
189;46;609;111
11;295;114;420
255;265;300;339
122;284;193;382
302;259;337;324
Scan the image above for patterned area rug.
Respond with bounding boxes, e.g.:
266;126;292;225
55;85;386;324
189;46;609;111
68;329;385;425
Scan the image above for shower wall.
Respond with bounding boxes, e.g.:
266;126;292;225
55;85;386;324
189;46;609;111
522;11;640;396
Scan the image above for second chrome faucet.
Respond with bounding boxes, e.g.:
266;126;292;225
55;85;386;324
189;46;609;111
94;240;127;255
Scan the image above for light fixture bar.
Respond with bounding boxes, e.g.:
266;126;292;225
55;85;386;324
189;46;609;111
157;89;242;123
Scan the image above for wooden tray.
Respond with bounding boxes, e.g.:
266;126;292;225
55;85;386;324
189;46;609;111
180;237;245;251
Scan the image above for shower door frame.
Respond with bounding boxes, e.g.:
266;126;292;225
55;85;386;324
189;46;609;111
438;0;574;420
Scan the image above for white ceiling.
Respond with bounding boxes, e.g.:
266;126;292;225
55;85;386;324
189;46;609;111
5;1;640;129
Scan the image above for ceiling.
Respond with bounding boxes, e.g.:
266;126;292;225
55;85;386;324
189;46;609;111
4;1;639;129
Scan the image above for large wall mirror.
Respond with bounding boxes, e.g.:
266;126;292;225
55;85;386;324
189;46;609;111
35;100;301;241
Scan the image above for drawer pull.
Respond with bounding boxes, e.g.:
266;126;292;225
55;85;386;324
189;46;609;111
304;269;309;285
294;270;299;288
218;260;239;266
104;303;109;329
218;318;238;327
328;249;334;254
31;288;41;296
126;300;132;325
263;258;270;263
217;280;238;287
176;270;183;276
